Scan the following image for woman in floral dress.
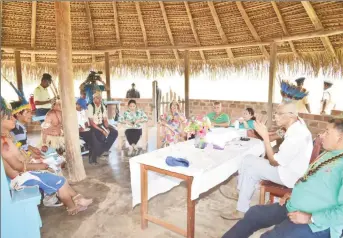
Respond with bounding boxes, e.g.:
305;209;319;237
119;99;148;155
160;101;187;147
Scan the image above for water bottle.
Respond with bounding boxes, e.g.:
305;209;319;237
234;120;240;130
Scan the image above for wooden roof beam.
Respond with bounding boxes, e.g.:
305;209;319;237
135;2;151;63
207;2;234;61
112;2;122;64
85;2;96;65
271;1;299;58
159;1;180;61
301;1;337;59
184;1;206;63
31;1;37;63
236;2;270;59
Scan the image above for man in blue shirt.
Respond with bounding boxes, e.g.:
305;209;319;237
222;118;343;238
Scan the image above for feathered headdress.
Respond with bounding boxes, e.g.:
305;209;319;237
278;76;309;102
0;96;12;118
1;74;30;115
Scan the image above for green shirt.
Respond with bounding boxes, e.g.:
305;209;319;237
239;119;255;129
119;109;148;129
286;150;343;238
207;112;230;127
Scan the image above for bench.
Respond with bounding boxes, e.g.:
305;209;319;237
1;158;42;238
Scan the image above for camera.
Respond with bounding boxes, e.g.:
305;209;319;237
87;70;103;82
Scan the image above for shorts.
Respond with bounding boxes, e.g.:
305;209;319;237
11;171;66;195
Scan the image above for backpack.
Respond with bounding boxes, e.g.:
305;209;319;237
91;102;105;115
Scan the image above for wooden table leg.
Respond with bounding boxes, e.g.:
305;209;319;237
140;164;148;229
187;177;195;238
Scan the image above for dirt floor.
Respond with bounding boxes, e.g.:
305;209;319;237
38;128;267;238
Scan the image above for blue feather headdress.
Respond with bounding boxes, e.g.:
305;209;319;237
1;74;30;114
279;77;309;102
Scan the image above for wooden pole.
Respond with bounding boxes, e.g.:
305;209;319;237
267;43;277;128
14;50;24;99
184;50;190;118
152;80;157;125
104;52;111;100
55;2;86;182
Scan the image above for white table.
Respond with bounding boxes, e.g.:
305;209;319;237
130;128;265;238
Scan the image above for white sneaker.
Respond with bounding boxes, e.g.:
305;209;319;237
43;193;63;207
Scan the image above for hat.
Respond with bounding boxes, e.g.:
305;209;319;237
93;91;102;98
295;77;305;84
131;83;135;86
76;98;88;110
324;79;334;86
10;100;31;115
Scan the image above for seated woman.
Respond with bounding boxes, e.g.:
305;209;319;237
235;107;256;129
87;92;118;165
119;99;148;156
160;101;187;147
76;98;91;151
207;101;230;128
1;100;92;215
41;101;64;153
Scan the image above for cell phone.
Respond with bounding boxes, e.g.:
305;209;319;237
240;137;250;141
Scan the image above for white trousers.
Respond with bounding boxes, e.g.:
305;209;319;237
236;154;284;213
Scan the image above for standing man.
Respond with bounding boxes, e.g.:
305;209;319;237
33;73;55;120
295;77;311;114
321;80;335;115
126;83;140;98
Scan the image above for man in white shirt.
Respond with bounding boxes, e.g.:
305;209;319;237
33;73;55;122
321;80;335;115
87;92;118;164
221;102;313;220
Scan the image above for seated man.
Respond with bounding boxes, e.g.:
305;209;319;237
222;118;343;238
207;101;230;128
1;99;93;215
87;92;118;164
220;102;313;220
76;98;91;151
41;101;64;153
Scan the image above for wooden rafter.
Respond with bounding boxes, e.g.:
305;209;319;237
135;2;151;63
159;1;180;61
184;1;206;62
31;1;37;63
236;2;270;59
207;2;234;60
112;2;123;64
85;2;96;65
301;1;337;59
271;1;299;58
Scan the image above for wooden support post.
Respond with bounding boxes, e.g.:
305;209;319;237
140;164;148;229
187;177;195;238
152;81;157;126
14;50;24;98
267;43;277;128
55;2;86;182
184;50;190;118
105;52;111;100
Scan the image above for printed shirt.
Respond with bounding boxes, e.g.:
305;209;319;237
274;120;313;188
87;103;107;125
286;150;343;238
206;112;230;126
10;121;29;151
33;85;52;109
119;109;148;129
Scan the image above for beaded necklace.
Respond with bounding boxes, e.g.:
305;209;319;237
296;151;343;184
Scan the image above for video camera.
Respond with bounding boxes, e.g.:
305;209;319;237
87;70;103;82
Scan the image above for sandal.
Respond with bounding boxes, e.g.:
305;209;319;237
67;205;88;216
72;194;93;207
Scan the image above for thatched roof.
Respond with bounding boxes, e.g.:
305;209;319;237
1;1;343;76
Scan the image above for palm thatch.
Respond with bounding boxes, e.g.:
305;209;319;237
1;1;343;77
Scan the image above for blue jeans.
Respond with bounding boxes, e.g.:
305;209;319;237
35;108;50;123
222;203;330;238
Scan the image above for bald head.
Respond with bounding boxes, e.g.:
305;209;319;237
278;101;298;117
275;101;298;128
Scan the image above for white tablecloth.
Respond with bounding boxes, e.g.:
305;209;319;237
130;128;265;207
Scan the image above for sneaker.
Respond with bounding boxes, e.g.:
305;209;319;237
219;185;239;201
43;194;63;207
